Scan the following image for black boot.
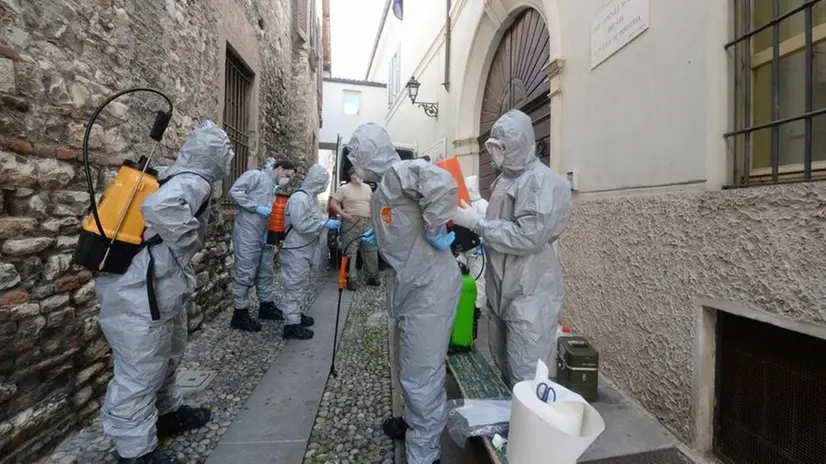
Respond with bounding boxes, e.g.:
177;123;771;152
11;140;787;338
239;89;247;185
382;416;409;440
284;324;314;340
347;279;358;291
230;309;262;332
366;276;381;287
258;301;284;320
301;313;314;327
118;450;177;464
157;405;211;438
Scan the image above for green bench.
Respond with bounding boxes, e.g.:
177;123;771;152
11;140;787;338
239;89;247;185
446;347;510;464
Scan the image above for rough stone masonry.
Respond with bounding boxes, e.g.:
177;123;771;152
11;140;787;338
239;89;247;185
0;0;321;461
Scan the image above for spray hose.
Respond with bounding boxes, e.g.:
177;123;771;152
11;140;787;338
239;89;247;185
83;88;173;239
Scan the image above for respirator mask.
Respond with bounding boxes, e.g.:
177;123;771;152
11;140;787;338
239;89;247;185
485;138;506;170
277;176;291;187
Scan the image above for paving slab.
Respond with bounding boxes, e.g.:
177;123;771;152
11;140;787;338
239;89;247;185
207;273;353;464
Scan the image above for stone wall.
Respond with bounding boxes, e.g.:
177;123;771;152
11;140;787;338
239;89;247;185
558;182;826;443
0;0;320;461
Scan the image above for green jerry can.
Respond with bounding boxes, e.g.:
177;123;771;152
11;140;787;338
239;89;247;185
449;262;478;353
556;336;599;402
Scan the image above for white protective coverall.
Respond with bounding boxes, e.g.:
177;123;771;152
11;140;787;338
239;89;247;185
229;159;277;310
279;164;331;326
456;109;572;386
346;123;461;464
95;121;233;458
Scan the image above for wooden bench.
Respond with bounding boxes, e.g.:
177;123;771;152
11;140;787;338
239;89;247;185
446;347;510;464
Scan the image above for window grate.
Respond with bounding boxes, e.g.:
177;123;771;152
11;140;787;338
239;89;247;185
714;312;826;464
223;50;253;198
724;0;826;187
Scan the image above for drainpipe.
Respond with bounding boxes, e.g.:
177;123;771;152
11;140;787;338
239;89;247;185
443;0;451;91
322;0;331;73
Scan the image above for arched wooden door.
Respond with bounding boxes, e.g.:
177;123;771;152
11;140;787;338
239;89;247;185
478;8;551;198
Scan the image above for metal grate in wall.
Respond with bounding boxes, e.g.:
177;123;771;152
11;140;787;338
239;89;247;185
223;50;253;197
714;311;826;464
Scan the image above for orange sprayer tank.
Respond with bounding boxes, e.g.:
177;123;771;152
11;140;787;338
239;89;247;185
267;193;289;245
75;159;160;274
435;157;470;206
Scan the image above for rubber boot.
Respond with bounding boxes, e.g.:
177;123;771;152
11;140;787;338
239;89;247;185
230;309;262;332
258;301;284;320
157;405;211;438
382;416;409;440
301;313;314;327
118;450;177;464
347;279;358;291
284;324;314;340
366;276;381;287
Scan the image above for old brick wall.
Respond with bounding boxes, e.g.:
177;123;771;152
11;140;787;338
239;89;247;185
0;0;319;461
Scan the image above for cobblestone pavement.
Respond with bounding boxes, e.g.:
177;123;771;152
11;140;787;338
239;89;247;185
41;266;328;464
302;278;395;464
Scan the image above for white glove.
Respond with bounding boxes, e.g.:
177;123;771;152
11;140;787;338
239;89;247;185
452;199;481;230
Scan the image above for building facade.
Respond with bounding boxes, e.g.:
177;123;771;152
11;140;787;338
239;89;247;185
319;78;388;151
0;0;326;461
367;0;826;460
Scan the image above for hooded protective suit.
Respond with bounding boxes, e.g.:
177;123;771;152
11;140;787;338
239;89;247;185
458;109;572;386
95;121;233;459
346;123;461;464
229;158;277;310
279;164;331;326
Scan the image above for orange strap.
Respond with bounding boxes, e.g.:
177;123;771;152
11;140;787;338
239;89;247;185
338;256;349;290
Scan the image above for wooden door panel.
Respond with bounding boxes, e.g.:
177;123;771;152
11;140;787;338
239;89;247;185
477;7;551;198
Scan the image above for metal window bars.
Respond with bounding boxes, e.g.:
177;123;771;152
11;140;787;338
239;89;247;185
724;0;825;186
222;51;253;198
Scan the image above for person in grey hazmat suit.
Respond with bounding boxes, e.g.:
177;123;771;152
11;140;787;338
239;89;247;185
279;164;340;340
95;121;234;464
228;158;296;332
452;109;573;387
348;123;460;464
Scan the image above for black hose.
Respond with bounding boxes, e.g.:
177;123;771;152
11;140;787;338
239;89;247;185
84;88;174;239
474;249;485;281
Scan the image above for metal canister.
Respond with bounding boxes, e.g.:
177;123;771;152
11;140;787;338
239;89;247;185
556;336;599;402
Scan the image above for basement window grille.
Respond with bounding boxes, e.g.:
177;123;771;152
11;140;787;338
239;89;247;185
222;49;254;198
714;311;826;464
725;0;826;187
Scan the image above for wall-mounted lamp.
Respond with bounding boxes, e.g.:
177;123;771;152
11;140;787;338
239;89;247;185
406;77;439;118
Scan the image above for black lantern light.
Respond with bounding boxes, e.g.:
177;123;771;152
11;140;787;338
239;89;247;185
405;76;438;118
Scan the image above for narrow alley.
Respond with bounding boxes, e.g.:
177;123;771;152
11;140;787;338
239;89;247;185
2;0;826;463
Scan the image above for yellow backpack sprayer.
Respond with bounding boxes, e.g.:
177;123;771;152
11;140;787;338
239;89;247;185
73;88;174;275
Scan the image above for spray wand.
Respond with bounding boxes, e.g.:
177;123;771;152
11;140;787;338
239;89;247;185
329;234;368;378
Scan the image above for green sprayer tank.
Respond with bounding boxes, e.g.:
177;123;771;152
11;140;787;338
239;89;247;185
449;262;478;352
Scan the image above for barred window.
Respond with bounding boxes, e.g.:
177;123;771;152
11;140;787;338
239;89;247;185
222;48;254;197
726;0;826;185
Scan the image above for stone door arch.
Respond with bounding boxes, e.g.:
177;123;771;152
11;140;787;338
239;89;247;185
478;7;551;198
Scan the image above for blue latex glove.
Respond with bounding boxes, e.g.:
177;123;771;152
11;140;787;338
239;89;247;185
255;205;272;217
361;229;377;247
425;229;456;250
324;219;342;230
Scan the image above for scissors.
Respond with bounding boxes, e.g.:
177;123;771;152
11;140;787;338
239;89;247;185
536;382;557;403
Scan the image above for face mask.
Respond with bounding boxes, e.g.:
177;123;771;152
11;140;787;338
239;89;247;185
486;138;505;170
278;177;291;187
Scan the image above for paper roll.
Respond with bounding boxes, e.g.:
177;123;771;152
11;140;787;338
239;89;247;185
507;380;605;464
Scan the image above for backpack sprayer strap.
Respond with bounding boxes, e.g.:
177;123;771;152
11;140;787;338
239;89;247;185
280;189;310;242
145;173;212;321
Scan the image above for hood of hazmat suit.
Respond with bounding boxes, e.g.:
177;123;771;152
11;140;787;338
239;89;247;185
228;159;279;309
94;120;233;459
279;164;331;325
345;123;400;184
473;109;573;386
347;123;461;464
